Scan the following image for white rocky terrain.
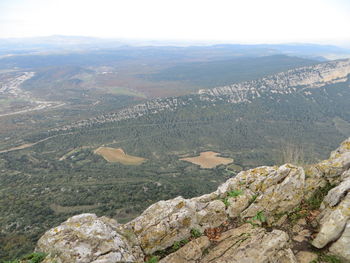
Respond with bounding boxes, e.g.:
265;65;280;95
36;137;350;262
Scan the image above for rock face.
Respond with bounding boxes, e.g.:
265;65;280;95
36;137;350;262
159;236;210;263
37;214;143;263
200;224;296;263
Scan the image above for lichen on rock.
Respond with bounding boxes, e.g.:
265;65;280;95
36;213;143;263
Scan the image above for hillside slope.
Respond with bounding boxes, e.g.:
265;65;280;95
32;137;350;263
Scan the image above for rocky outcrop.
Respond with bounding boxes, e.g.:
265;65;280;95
200;224;296;263
36;137;350;262
159;236;210;263
37;214;143;263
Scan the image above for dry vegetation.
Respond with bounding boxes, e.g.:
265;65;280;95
180;151;233;169
94;147;146;165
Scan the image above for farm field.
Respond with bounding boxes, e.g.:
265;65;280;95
94;147;146;165
180;151;234;168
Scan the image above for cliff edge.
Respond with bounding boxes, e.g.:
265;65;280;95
36;138;350;263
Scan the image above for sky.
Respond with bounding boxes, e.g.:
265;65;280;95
0;0;350;46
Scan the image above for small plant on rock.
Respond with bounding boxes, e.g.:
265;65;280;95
222;197;230;207
191;228;202;238
253;211;266;223
227;189;243;198
4;252;47;263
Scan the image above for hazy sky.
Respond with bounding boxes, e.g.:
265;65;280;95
0;0;349;46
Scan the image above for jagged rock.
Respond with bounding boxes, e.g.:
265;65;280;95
217;166;278;196
304;165;328;199
241;164;305;220
341;169;350;180
275;249;298;263
226;189;254;218
158;236;210;263
316;146;350;180
124;196;198;254
201;223;295;263
196;199;227;229
304;139;350;199
295;251;318;263
36;213;143;263
312;192;350;248
330;138;350;158
329;221;350;261
323;177;350;207
123;196;228;254
293;229;311;243
190;192;218;203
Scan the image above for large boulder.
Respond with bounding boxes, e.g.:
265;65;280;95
226;189;254;218
315;138;350;181
36;214;143;263
312;192;350;248
323;176;350;207
196;199;227;229
241;164;305;220
329;221;350;261
123;196;228;254
123;197;199;254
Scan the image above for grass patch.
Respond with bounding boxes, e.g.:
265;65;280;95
312;253;343;263
145;256;159;263
307;182;335;210
3;252;47;263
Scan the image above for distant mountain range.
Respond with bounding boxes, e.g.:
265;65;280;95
0;35;350;60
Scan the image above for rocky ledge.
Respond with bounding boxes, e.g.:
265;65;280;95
36;138;350;263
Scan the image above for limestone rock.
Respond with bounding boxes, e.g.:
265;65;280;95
329;221;350;261
159;236;210;263
196;199;227;229
226;189;254;218
241;164;305;220
201;223;294;263
36;213;143;263
295;251;318;263
330;138;350;158
323;177;350;207
217;166;278;196
124;196;198;254
316;148;350;179
312;192;350;248
304;165;328;199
